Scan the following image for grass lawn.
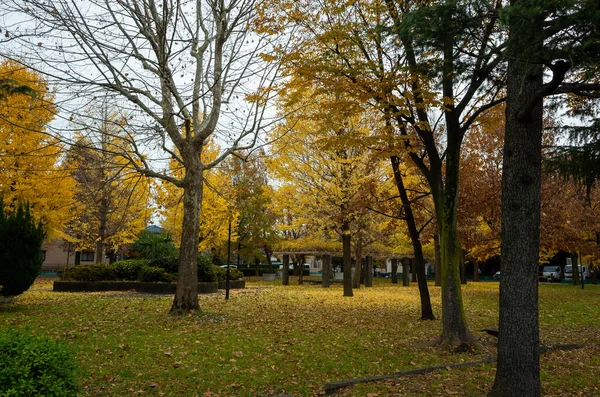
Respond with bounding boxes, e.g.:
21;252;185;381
1;277;599;396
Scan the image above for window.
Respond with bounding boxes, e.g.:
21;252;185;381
80;251;95;262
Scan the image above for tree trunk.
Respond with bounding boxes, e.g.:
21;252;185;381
171;168;203;314
282;254;290;286
391;258;398;284
436;125;474;346
298;254;305;285
342;221;353;297
474;262;479;282
434;232;441;287
490;4;544;393
460;251;467;285
322;255;331;288
365;256;373;287
592;263;597;285
353;232;363;289
390;155;434;319
402;257;410;286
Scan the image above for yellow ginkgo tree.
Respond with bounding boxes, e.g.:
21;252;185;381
0;60;74;238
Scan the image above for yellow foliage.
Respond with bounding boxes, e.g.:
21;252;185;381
0;60;75;238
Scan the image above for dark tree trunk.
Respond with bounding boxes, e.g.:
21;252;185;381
474;262;479;282
460;251;467;285
322;255;331;288
360;257;366;285
490;4;544;393
298;254;305;285
282;254;290;286
365;256;373;287
391;258;398;284
353;233;363;289
592;264;597;285
411;259;418;282
342;222;353;297
434;232;441;287
390;155;434;319
402;257;410;286
171;166;202;313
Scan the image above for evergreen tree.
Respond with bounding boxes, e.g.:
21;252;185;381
0;198;46;297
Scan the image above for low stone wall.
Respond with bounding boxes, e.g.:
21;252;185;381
53;281;219;294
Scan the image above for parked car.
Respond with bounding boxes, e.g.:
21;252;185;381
220;264;238;269
493;271;501;280
540;266;562;282
563;264;590;279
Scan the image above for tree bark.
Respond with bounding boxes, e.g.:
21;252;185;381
342;225;353;297
282;254;290;286
353;232;363;289
391;258;398;284
365;256;373;287
390;155;434;318
434;232;441;287
474;262;479;282
322;254;331;288
171;163;202;313
402;257;411;287
490;3;544;393
298;254;305;285
460;251;467;285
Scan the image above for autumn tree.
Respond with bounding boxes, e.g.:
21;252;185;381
259;0;506;344
64;109;153;263
269;91;388;297
491;1;600;395
0;60;74;237
227;152;278;273
3;0;280;313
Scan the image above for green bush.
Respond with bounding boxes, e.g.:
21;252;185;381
0;200;46;297
215;266;244;281
130;230;178;263
197;255;217;282
138;266;173;283
64;264;116;282
112;259;149;281
0;329;78;396
148;255;179;274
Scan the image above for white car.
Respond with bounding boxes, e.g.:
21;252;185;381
219;264;238;269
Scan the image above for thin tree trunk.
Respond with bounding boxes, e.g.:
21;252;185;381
460;250;467;285
402;257;410;286
342;221;353;297
365;256;373;287
434;232;441;287
391;258;398;284
490;4;544;393
298;254;305;285
390;155;434;318
171;168;202;313
322;255;331;288
282;254;290;286
353;232;363;289
474;262;479;282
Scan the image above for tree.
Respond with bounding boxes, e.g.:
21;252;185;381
259;0;506;345
491;1;600;395
227;152;278;273
0;60;74;238
3;0;279;313
268;91;386;297
64;110;153;262
0;198;46;297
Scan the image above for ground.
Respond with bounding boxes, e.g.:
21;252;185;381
0;277;598;396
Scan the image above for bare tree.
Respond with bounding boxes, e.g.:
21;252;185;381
1;0;280;313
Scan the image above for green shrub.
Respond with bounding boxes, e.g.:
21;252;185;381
215;266;244;281
0;199;46;297
130;230;178;263
0;329;78;396
148;255;179;274
197;255;217;282
138;266;173;283
112;259;149;281
64;264;116;282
